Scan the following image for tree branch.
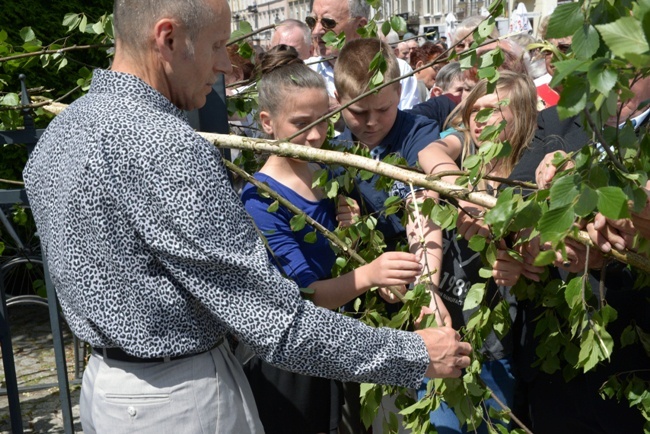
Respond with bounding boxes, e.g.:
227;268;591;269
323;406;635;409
0;44;112;63
201;132;650;275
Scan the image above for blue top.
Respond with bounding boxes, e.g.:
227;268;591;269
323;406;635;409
241;172;337;288
332;110;440;245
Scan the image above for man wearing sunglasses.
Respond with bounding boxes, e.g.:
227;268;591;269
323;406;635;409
305;0;422;112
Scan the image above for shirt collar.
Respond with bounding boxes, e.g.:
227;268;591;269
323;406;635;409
91;69;186;121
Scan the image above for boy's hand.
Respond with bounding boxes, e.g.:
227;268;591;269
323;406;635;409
336;195;360;228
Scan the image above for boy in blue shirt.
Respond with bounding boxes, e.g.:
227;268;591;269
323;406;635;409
333;38;442;248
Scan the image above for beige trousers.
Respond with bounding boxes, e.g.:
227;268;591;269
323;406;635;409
80;342;264;433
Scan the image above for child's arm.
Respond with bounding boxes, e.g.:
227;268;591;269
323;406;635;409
418;135;464;176
405;189;452;327
308;251;422;310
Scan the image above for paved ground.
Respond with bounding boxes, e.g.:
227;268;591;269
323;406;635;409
0;303;83;433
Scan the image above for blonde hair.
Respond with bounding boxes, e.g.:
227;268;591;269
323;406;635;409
334;38;401;100
449;71;538;177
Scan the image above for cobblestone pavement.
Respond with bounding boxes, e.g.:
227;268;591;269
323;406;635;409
1;304;83;433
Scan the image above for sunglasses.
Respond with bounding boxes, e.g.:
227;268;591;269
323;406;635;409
305;16;337;30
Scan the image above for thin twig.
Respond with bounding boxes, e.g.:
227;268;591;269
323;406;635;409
428;170;538;190
485;385;534;434
228;24;277;46
0;85;82;112
0;44;112;63
582;107;628;173
0;178;24;186
407;182;444;325
223;159;405;301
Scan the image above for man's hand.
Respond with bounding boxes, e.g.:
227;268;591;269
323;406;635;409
415;327;472;378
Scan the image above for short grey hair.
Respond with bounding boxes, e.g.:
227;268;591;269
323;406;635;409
348;0;370;19
113;0;216;51
275;19;311;47
453;15;499;43
434;62;462;91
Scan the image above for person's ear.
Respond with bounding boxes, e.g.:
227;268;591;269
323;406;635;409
153;18;177;59
431;86;443;97
357;17;368;29
334;90;341;104
415;60;424;69
259;111;274;135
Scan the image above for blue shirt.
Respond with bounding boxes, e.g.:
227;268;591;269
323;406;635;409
241;173;337;288
333;110;440;244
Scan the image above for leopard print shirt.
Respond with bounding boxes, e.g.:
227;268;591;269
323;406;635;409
23;69;429;387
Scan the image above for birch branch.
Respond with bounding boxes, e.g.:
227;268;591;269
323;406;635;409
200;132;650;275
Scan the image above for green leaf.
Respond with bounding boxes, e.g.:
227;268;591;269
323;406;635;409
533;250;557;266
62;13;80;29
0;93;19;106
266;200;279;213
549;174;580;210
596;17;650;58
587;59;618;95
546;3;583;38
57;57;68;71
557;75;589;119
390;16;407;34
572;24;600;59
303;231;317;244
597;186;630;219
468;235;486;252
636;325;650;358
289;213;306;232
19;27;36;42
564;276;582;308
478;267;492;279
538;205;575;244
484;188;515;238
326;180;339;199
463;283;485;311
92;21;105;35
79;15;88;33
549;59;590;89
477;18;495;39
575;186;598;217
381;20;391;36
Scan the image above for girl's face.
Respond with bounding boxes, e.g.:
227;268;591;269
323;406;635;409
468;90;514;146
260;87;330;148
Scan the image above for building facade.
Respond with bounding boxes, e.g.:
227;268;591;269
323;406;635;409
230;0;560;46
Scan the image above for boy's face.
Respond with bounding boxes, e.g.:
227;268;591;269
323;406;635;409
443;77;466;98
338;85;401;149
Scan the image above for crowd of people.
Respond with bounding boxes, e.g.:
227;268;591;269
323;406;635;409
22;0;650;433
226;1;650;433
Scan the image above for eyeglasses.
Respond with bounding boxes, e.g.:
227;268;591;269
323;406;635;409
305;16;337;30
